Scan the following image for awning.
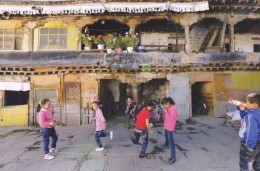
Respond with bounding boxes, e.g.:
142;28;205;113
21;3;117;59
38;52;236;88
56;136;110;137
0;82;31;91
0;1;209;15
0;5;39;15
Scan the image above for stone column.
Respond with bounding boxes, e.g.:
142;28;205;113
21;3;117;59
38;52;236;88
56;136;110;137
184;25;190;55
229;23;235;52
167;73;191;122
25;22;38;51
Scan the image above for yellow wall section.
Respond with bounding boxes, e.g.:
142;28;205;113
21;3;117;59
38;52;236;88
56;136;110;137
232;72;260;91
0;105;28;126
35;21;79;51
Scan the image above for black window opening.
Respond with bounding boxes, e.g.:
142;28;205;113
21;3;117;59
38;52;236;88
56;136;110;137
4;91;29;106
254;44;260;52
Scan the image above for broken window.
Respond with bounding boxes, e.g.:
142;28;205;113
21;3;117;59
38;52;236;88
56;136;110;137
4;91;29;106
39;28;68;50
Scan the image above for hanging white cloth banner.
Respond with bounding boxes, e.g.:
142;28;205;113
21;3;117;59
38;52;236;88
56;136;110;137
0;82;31;91
169;1;209;12
0;6;39;15
0;1;209;15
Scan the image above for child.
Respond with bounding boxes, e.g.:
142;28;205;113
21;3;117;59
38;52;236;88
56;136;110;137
237;93;260;171
129;100;154;158
37;99;58;160
92;101;113;152
161;97;178;165
125;96;137;126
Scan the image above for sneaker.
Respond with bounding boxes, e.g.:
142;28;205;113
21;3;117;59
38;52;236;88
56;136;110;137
44;154;54;160
49;148;59;153
95;147;104;152
110;131;113;140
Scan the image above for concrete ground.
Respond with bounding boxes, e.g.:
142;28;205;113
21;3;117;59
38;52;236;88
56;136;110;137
0;116;240;171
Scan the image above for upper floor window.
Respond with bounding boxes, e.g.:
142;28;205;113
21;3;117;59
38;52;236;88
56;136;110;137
0;28;15;50
39;28;68;50
0;28;24;51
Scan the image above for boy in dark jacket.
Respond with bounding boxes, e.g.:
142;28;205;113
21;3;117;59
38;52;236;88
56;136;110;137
238;93;260;171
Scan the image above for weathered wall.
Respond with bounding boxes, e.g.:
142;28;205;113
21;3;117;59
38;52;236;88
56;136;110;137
234;34;259;52
167;73;190;122
190;27;209;52
0;105;28;126
0;90;3;107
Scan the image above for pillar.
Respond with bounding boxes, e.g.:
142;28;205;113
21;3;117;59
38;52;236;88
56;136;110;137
167;73;191;122
25;22;38;51
131;83;139;104
229;23;235;52
184;25;190;55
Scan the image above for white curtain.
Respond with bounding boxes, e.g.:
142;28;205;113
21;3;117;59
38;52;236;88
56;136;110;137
0;82;31;91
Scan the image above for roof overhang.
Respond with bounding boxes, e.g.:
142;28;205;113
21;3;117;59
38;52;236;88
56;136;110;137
0;1;209;16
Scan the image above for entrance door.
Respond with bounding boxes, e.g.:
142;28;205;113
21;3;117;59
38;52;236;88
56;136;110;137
64;82;81;125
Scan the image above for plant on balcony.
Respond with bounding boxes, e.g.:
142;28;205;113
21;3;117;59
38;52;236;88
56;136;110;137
114;35;125;53
122;33;139;52
93;35;105;49
104;34;115;53
81;34;93;50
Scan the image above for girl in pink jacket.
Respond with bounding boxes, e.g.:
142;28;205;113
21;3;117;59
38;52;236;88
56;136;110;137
37;99;58;160
161;97;178;165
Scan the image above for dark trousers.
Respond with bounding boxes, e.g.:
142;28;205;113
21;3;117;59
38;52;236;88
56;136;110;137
129;129;148;155
240;141;260;171
94;130;110;148
41;128;58;154
165;129;176;159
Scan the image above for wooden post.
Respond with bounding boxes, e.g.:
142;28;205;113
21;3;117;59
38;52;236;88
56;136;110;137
184;25;190;54
229;23;235;52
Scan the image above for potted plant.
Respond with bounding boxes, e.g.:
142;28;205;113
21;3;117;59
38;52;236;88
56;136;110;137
123;33;139;53
81;34;93;50
93;35;105;49
104;34;115;54
114;35;125;53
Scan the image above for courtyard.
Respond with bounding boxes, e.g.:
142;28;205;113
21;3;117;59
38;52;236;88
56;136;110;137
0;116;240;171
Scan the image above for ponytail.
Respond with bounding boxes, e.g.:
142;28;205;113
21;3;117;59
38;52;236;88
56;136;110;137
36;99;50;112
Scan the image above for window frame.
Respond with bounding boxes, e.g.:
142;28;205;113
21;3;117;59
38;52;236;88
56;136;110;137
38;27;69;51
0;27;16;51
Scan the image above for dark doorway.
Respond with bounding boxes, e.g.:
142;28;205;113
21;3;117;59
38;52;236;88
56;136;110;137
4;91;29;106
254;44;260;52
192;82;213;117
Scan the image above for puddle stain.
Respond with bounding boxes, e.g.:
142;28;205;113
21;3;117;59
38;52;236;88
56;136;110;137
200;130;210;136
0;129;38;139
147;145;164;159
176;144;189;158
119;144;132;148
26;140;42;151
187;135;193;140
157;131;162;135
187;127;196;131
149;138;158;144
201;147;210;152
185;118;197;125
68;135;74;139
188;132;198;134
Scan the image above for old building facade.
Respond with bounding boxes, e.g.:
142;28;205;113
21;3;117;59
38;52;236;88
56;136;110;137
0;0;259;126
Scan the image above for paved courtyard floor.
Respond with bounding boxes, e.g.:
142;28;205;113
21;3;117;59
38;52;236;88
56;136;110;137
0;116;240;171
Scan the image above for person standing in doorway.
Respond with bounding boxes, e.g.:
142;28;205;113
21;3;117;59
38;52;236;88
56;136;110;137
37;99;58;160
129;100;154;158
161;97;178;165
92;101;113;152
